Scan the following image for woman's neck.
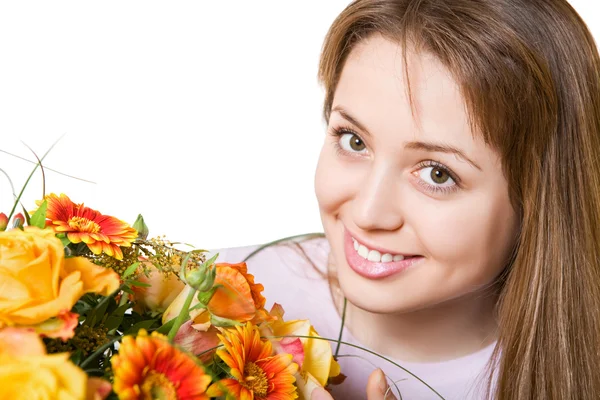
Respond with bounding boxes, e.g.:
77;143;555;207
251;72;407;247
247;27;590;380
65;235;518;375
332;283;499;363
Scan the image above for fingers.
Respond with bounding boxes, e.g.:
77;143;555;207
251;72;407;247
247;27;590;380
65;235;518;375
86;377;112;400
311;386;335;400
367;368;398;400
309;369;399;400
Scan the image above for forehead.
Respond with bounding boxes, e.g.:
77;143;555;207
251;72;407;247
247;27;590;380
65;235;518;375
333;35;480;153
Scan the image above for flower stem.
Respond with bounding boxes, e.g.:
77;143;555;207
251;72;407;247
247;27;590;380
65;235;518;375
167;286;197;342
80;336;121;369
264;334;446;400
243;232;325;262
334;298;347;358
6;138;62;221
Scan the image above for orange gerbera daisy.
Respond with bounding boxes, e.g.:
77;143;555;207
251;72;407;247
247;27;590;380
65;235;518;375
207;322;298;400
111;329;212;400
41;193;137;260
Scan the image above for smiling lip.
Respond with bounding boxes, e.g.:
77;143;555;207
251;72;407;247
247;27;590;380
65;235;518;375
343;228;424;279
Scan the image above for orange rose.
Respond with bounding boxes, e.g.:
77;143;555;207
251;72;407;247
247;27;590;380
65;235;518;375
0;227;120;327
207;262;268;322
163;262;271;328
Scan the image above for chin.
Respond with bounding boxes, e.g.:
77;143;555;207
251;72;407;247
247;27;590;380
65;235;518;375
333;257;435;315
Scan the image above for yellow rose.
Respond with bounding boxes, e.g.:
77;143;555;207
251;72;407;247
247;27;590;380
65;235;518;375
131;262;185;314
0;352;86;400
272;319;341;387
0;227;120;327
0;327;108;400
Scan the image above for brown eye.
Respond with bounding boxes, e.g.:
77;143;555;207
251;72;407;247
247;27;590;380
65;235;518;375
415;165;457;190
430;167;450;184
414;163;459;194
339;132;367;153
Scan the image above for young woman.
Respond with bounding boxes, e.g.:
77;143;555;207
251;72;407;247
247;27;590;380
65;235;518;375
215;0;600;398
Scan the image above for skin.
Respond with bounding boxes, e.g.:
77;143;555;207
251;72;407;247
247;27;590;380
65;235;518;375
313;33;519;395
311;369;393;400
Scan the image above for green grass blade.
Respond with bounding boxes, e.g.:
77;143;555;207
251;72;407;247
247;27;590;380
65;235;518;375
7;138;63;221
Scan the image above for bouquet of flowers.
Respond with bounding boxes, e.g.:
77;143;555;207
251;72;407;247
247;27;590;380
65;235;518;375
0;191;342;400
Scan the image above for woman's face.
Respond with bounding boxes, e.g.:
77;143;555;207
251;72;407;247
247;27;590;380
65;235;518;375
314;35;519;314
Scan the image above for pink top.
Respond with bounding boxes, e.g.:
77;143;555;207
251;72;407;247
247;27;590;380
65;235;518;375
211;237;496;400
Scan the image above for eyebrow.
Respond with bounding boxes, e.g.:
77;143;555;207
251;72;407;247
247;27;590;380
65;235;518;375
404;141;482;170
331;105;482;171
332;106;373;138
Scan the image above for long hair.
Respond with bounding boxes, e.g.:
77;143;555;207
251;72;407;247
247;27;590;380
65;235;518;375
318;0;600;398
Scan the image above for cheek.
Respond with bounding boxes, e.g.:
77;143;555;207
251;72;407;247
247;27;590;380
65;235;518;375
314;146;358;214
417;192;517;284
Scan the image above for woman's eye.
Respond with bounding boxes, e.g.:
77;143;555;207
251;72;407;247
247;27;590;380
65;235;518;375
418;166;456;187
339;132;367;153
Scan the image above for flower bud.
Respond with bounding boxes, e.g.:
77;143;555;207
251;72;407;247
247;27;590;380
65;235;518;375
185;264;216;293
184;253;219;292
12;213;25;229
0;212;8;231
132;214;148;240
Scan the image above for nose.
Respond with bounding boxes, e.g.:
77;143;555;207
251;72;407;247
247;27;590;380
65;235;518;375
351;163;405;232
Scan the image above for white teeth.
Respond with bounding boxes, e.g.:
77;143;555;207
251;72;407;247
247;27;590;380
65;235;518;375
352;236;409;262
367;250;381;262
358;245;369;258
381;253;393;262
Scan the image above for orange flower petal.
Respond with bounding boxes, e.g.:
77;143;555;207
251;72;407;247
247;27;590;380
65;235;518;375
39;193;137;260
215;323;298;400
207;265;256;321
112;330;211;400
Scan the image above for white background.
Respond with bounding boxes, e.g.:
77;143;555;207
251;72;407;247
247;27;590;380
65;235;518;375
1;1;598;250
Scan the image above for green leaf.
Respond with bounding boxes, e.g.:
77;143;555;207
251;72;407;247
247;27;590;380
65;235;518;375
21;207;31;226
197;286;219;306
125;319;159;335
121;285;135;295
84;296;113;327
29;200;47;228
104;303;131;332
58;234;71;247
202;253;220;268
73;299;93;316
127;279;151;288
69;348;84;365
155;317;176;335
210;314;243;328
122;262;140;278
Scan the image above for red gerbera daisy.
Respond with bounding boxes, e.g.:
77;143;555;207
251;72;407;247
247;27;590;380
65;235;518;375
111;329;212;400
40;193;137;260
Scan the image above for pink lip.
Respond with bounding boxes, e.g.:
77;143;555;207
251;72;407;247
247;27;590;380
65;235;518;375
343;228;423;279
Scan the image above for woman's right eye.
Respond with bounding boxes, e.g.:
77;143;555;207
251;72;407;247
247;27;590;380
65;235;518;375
338;131;367;154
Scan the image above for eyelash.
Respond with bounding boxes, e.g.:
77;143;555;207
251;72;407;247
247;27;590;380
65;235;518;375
414;160;461;194
329;125;364;158
328;125;461;195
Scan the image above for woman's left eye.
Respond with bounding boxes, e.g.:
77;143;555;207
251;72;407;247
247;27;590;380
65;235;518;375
415;164;458;191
